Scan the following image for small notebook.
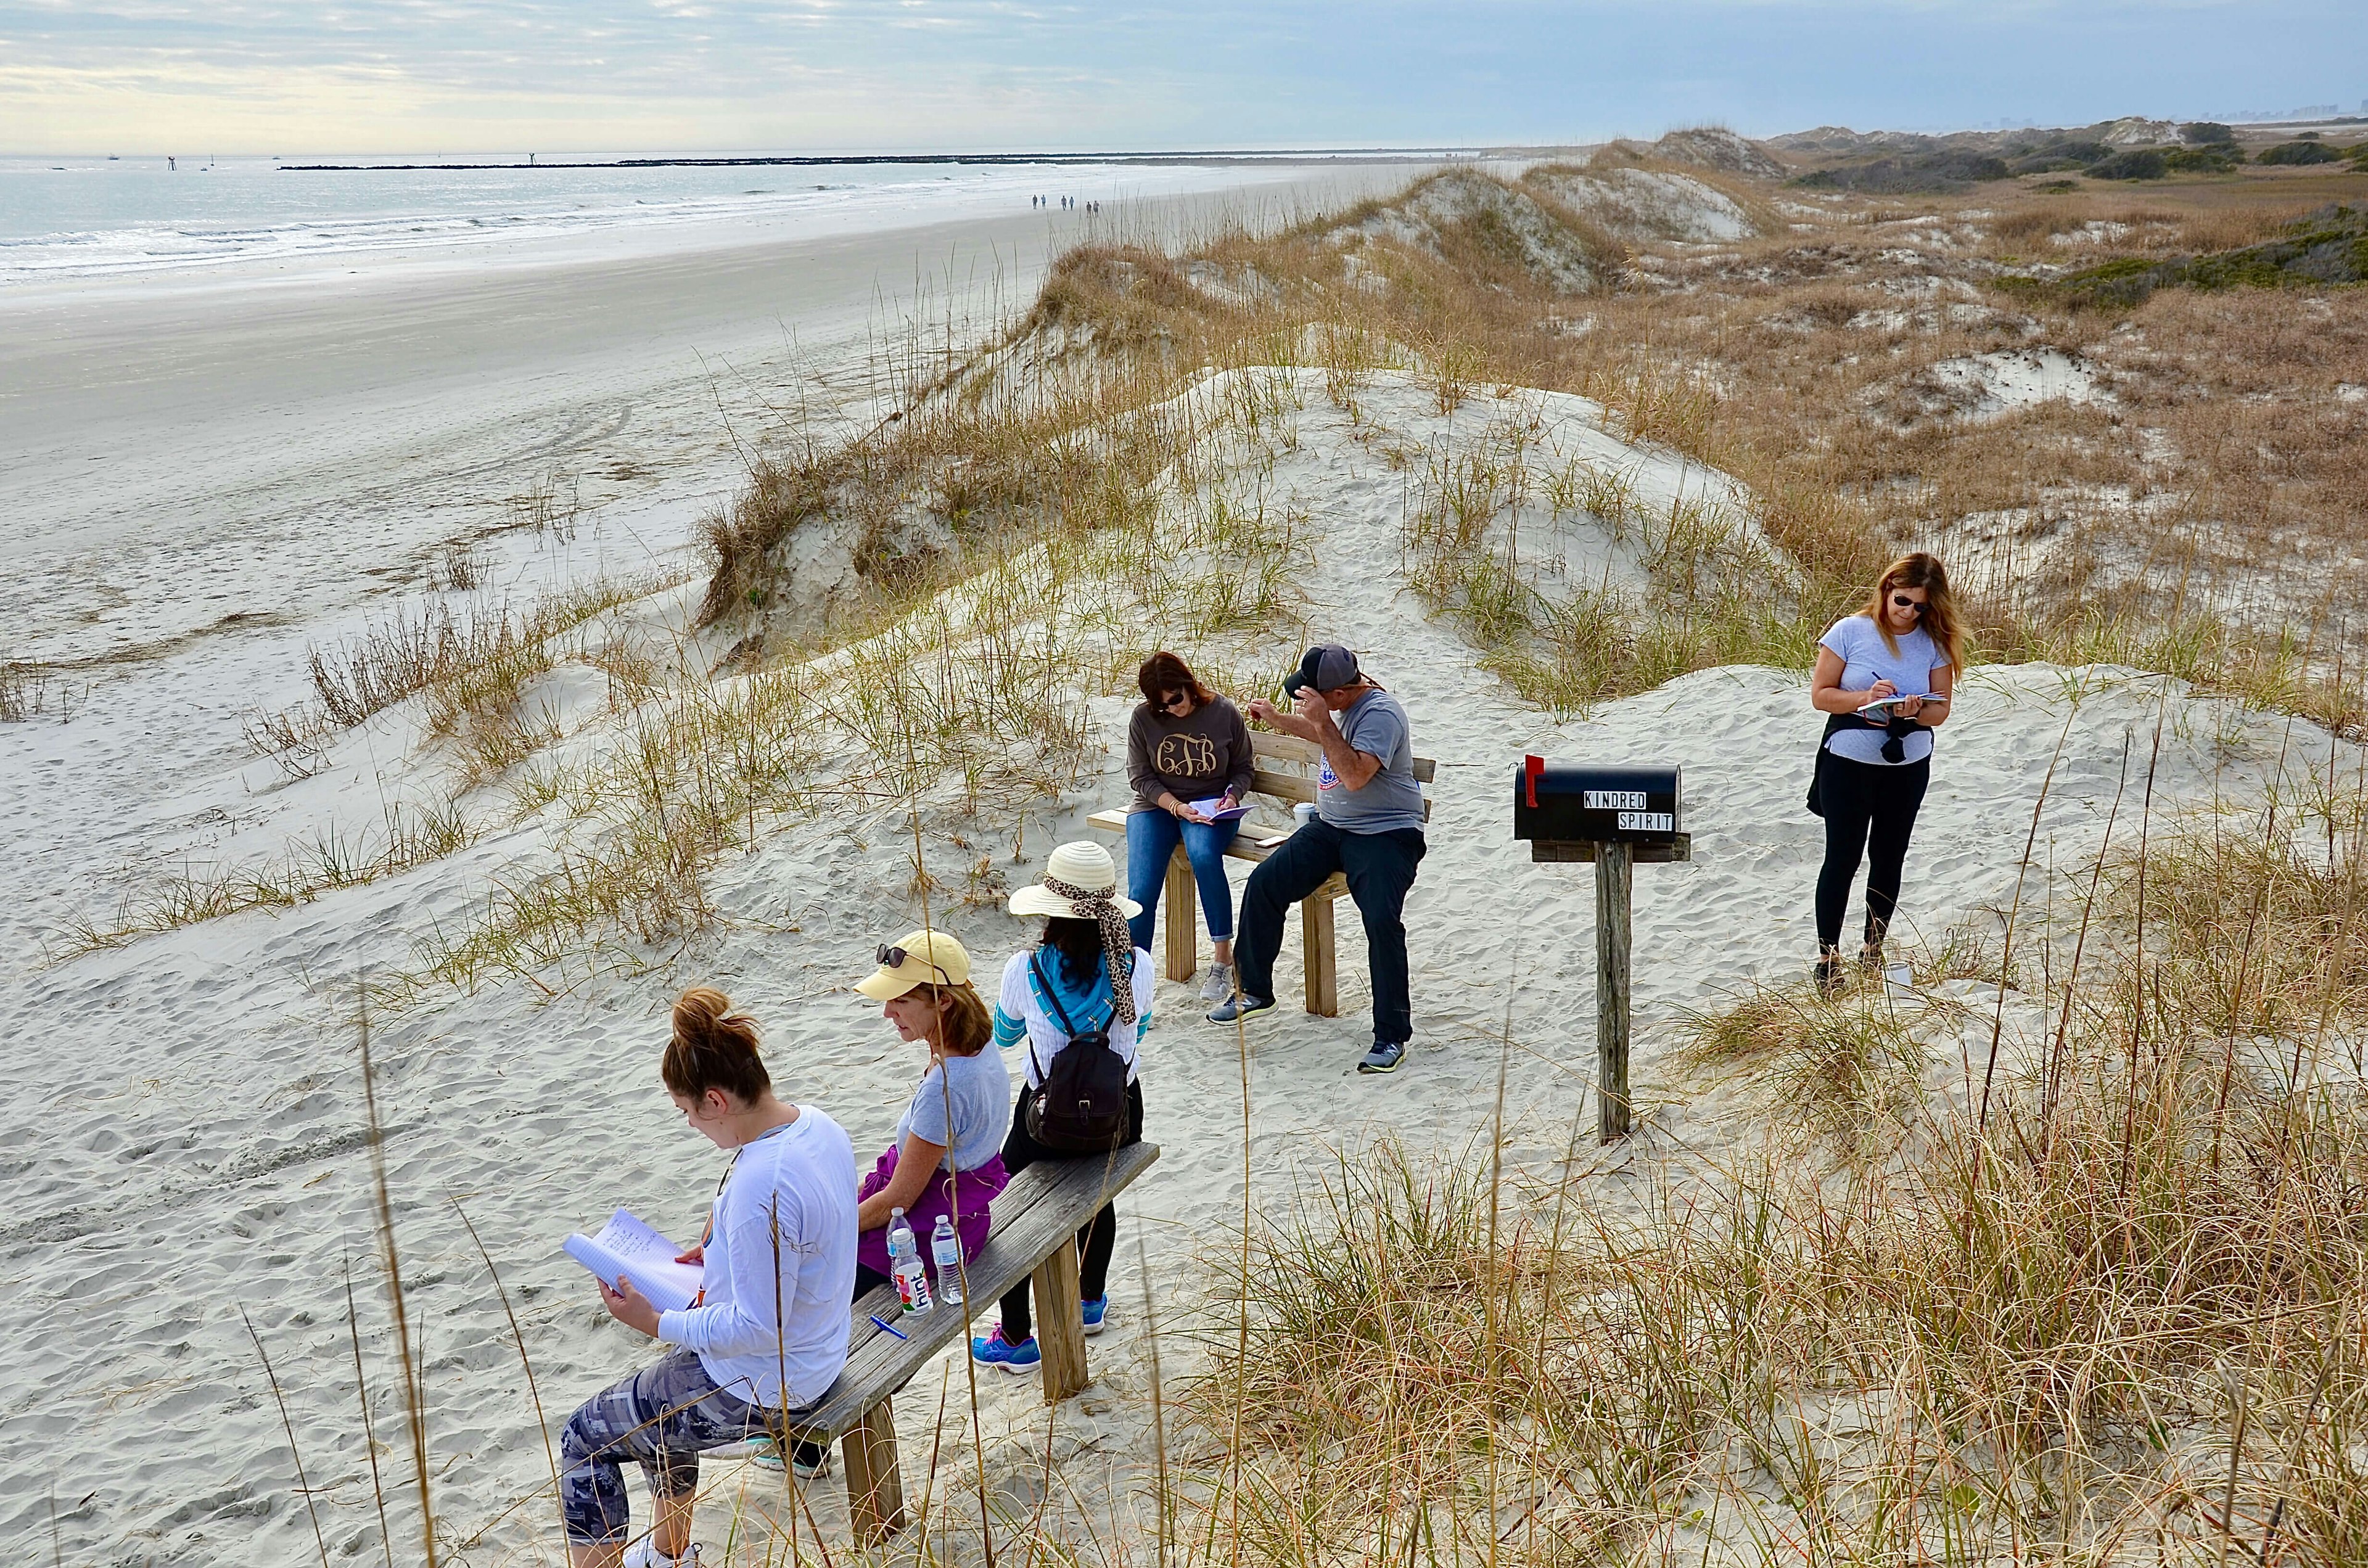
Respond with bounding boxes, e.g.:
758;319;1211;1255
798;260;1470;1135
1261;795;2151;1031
563;1209;705;1314
1188;795;1252;821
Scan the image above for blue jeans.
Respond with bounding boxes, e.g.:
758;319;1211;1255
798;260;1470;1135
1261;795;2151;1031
1236;819;1426;1045
1125;808;1240;952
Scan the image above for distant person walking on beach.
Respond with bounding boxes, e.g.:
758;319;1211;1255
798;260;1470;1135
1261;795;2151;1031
1807;552;1960;993
557;988;856;1567
1125;651;1256;1001
1210;644;1426;1075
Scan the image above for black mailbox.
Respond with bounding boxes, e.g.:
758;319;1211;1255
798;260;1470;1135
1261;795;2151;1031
1512;759;1690;862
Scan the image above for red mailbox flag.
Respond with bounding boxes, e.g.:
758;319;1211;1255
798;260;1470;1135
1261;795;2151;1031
1523;753;1545;809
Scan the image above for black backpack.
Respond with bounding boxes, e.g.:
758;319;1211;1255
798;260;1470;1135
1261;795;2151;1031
1022;952;1132;1154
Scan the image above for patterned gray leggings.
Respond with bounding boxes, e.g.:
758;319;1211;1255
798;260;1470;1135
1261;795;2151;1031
559;1348;787;1545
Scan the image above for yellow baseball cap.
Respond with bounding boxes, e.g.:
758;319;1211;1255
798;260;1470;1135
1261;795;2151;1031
854;929;972;1000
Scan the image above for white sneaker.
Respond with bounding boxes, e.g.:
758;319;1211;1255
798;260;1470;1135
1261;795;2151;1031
1198;962;1236;1004
623;1539;701;1568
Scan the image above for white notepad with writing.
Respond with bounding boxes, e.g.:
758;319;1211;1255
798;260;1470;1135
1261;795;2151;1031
562;1209;704;1314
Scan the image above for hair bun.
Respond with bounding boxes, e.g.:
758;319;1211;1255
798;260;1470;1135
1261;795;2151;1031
673;985;729;1035
664;987;770;1103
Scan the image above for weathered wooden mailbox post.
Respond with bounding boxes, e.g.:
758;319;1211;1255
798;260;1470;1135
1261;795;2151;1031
1512;757;1690;1143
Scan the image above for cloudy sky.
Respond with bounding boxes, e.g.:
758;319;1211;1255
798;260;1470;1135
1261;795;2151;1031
2;1;2362;155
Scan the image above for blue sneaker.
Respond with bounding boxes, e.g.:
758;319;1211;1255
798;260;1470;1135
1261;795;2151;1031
1081;1296;1109;1336
1357;1040;1407;1074
970;1327;1041;1373
1206;992;1275;1026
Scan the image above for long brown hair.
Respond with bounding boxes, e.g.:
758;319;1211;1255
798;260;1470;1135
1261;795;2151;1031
908;981;993;1057
1861;552;1963;671
1137;650;1213;712
662;987;771;1103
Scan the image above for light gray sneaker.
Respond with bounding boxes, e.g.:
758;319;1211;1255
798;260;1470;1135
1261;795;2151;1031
1198;962;1237;1004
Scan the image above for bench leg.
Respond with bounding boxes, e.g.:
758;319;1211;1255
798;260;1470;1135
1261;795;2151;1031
1164;847;1198;983
1032;1242;1091;1403
1301;894;1339;1017
841;1397;906;1545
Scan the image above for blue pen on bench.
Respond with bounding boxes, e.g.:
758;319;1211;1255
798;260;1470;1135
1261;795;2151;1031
868;1313;909;1340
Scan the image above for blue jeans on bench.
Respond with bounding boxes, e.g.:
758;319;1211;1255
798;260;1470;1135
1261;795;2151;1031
1236;818;1426;1045
1125;808;1240;953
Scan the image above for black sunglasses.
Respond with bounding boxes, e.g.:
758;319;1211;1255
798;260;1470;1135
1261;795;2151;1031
1159;690;1191;711
878;944;952;984
1890;594;1928;615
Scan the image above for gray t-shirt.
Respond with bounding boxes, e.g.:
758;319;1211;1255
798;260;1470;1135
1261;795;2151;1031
1317;689;1425;834
893;1049;1012;1173
1819;615;1949;766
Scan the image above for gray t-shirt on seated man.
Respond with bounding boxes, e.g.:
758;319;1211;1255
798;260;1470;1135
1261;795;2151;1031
1318;689;1425;834
894;1048;1011;1173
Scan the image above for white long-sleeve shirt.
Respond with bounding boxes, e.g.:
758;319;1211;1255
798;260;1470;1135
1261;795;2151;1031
656;1106;857;1411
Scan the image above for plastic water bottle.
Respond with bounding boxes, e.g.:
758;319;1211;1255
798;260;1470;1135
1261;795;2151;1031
886;1208;932;1315
929;1213;964;1305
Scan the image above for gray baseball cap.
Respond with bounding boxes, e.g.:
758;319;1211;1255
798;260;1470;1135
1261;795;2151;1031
1282;643;1362;697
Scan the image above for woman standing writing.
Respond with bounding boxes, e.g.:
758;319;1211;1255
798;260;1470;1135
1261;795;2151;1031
1808;553;1961;993
1125;651;1255;1003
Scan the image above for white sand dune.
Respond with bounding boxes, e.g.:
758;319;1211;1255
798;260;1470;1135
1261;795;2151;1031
4;364;2355;1564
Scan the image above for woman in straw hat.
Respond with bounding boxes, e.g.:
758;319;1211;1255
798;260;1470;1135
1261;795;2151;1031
969;841;1153;1373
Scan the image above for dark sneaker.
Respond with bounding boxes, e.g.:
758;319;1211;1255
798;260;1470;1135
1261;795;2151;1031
1357;1040;1407;1074
1206;992;1275;1025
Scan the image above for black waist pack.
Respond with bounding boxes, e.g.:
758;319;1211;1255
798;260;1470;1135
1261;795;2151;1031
1807;711;1923;816
1022;953;1131;1154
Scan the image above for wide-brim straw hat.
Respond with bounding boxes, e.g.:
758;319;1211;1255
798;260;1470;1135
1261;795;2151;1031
1008;841;1142;921
855;928;973;1000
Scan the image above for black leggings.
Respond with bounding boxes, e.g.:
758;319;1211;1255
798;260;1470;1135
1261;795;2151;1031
997;1078;1146;1343
1815;753;1930;949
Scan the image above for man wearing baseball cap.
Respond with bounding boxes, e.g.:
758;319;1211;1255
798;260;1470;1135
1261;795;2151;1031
1209;644;1426;1073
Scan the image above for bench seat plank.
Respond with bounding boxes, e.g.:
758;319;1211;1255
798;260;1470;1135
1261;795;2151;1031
781;1141;1161;1439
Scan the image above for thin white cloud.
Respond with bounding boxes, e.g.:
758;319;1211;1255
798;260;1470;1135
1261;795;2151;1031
0;1;2359;152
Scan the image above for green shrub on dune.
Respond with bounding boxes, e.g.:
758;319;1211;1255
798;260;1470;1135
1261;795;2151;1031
2025;203;2368;307
2087;148;2168;180
2258;139;2342;166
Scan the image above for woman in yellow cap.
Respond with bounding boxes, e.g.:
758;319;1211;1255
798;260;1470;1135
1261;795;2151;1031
849;929;1011;1294
776;930;1013;1478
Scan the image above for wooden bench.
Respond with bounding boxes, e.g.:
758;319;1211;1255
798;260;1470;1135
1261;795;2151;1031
777;1141;1161;1544
1086;731;1436;1016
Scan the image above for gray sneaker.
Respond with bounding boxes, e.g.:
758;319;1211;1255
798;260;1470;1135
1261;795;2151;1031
1206;992;1275;1026
1357;1041;1407;1074
1198;962;1237;1004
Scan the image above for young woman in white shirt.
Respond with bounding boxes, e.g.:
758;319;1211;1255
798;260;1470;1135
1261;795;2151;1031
556;988;857;1568
1807;553;1962;994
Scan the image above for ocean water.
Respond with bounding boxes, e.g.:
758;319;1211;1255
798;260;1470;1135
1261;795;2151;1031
0;153;1315;285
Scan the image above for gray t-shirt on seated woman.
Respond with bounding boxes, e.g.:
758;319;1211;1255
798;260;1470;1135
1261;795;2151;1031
1819;614;1949;766
894;1049;1012;1173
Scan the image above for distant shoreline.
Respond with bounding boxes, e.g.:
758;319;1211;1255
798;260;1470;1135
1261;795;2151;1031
279;148;1524;173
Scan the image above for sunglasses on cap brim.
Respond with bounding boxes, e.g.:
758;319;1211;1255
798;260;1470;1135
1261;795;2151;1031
877;944;953;984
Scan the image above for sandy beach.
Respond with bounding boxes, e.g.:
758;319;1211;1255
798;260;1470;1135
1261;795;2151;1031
8;332;2356;1561
6;127;2367;1566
